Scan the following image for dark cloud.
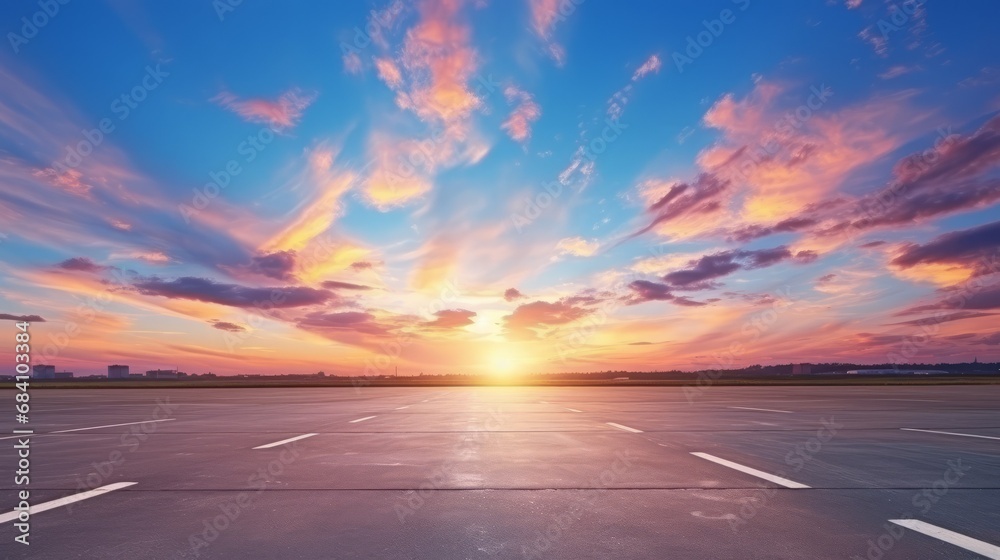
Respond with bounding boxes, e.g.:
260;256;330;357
980;332;1000;345
350;261;375;271
211;321;246;332
135;277;333;309
663;246;795;287
850;333;912;347
0;313;45;322
503;288;526;302
297;311;385;334
57;257;107;273
625;280;674;304
795;250;819;263
885;311;995;328
728;217;817;243
247;250;297;281
859;240;887;248
719;116;1000;244
673;296;709;307
896;283;1000;316
630;173;730;239
321;280;373;291
560;291;607;307
852;179;1000;231
817;273;837;284
891;220;1000;275
664;253;743;286
422;309;476;329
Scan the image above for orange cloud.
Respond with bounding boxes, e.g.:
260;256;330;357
264;145;358;252
396;0;481;125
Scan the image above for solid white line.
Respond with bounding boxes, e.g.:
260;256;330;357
395;406;409;410
691;452;810;489
900;428;1000;441
252;433;317;449
349;416;377;423
50;418;176;434
565;408;583;413
729;406;793;414
0;482;137;523
889;519;1000;559
606;422;643;433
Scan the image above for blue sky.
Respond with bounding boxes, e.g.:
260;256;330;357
1;0;999;375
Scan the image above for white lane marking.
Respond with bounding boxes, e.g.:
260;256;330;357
252;433;317;449
50;418;176;434
565;408;583;413
889;519;1000;559
349;416;377;423
606;422;643;433
728;406;793;414
901;428;1000;441
690;452;810;489
0;482;137;523
395;406;409;410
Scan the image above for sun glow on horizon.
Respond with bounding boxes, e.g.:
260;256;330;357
486;346;527;377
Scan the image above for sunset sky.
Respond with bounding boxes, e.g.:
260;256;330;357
1;0;999;376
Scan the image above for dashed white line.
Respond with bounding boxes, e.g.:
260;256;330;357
606;422;643;433
0;482;137;523
565;408;583;413
728;406;793;414
50;418;176;434
889;519;1000;559
349;416;377;423
252;433;317;449
900;428;1000;441
691;452;810;489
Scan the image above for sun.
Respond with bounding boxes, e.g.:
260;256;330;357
489;354;517;376
486;347;524;377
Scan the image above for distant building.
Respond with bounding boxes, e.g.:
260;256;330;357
108;365;130;379
846;369;949;375
146;369;179;380
792;363;812;375
53;371;74;379
32;365;55;379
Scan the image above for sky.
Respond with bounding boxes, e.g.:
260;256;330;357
1;0;999;377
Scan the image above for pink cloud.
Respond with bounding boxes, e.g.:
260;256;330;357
396;0;481;125
375;57;404;88
632;54;662;81
342;51;363;75
501;86;541;143
528;0;569;64
212;87;317;129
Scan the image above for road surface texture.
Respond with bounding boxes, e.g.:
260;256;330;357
1;385;998;559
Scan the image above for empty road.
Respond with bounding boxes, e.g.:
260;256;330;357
1;385;999;559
